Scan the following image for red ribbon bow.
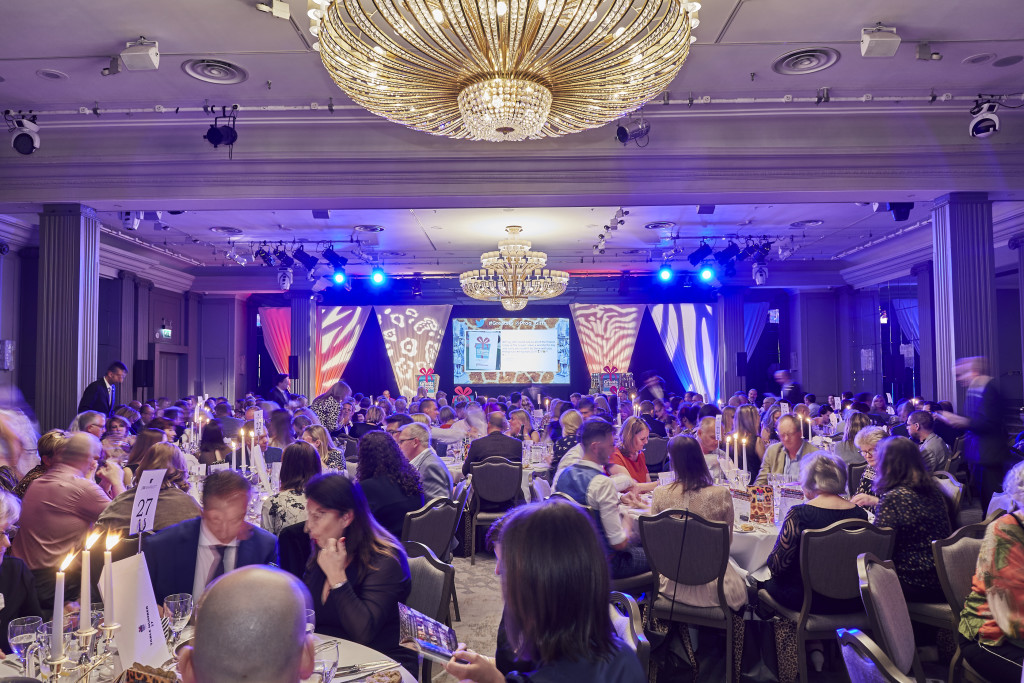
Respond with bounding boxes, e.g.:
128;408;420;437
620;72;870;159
603;365;618;373
454;387;473;396
477;336;488;343
419;367;434;377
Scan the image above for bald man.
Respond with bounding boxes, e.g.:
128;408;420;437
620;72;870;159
179;566;315;683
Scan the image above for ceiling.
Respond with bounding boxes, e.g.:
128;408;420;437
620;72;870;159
2;0;1023;279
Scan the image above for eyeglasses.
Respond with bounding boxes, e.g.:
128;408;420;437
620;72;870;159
1;525;18;540
386;429;400;435
398;438;417;445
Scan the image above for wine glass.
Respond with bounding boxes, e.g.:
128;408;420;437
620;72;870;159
7;616;42;675
312;641;339;683
735;470;751;490
305;609;316;635
163;593;194;647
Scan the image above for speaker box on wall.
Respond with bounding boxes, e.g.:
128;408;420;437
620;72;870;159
736;352;747;376
288;355;298;379
133;359;154;388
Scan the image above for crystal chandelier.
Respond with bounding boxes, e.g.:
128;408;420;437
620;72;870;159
310;0;699;141
460;226;570;310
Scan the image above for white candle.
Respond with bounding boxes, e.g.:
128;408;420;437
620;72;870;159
241;432;247;469
54;553;75;659
80;532;101;626
230;440;236;470
742;437;748;475
103;532;120;628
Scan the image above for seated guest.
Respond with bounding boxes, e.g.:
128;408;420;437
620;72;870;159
552;409;582;472
178;566;315;683
355;432;425;539
651;436;746;611
907;410;950;472
332;400;357;438
14;429;68;499
384;413;414;439
148;416;178;444
754;415;819;485
349;406;385;440
265;409;297;464
765;452;868;617
438;405;457;428
445;500;645;683
197;420;232;466
870;394;889;416
609;417;656;493
68;410;105;436
639;401;667;438
577;396;596;421
733;405;765;477
695;416;725;481
433;404;487;444
509;409;539;443
262;442;322;535
890;400;915;438
144;470;278;604
97;443;201;536
12;432;123;605
101;414;134;463
0;490;42;654
302;473;416;675
213;402;244;440
553;419;649;579
850;426;891;505
869;436;952;602
300;424;345;471
957;460;1024;681
462;411;523;478
833;412;871;466
397;423;453;501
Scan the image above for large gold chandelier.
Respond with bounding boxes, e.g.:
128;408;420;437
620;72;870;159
310;0;697;141
460;226;570;310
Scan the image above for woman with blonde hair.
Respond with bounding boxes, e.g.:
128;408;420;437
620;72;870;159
14;429;69;499
301;424;346;470
97;443;201;536
122;427;167;488
552;409;583;471
609;416;655;492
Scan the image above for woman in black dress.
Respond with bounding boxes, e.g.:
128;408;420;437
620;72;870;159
355;432;425;540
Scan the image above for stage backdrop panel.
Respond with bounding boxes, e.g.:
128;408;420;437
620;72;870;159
452;317;570;385
649;303;719;402
570;303;646;374
376;305;452;397
258;307;291;376
317;306;372;395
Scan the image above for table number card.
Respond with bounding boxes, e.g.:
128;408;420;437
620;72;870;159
731;489;751;523
254;410;265;437
130;469;166;536
747;485;774;524
779;402;790;415
715;414;723;441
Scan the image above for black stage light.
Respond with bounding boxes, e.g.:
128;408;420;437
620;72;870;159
254;245;276;267
687;242;713;267
204;124;238;148
714;242;741;264
273;246;295;269
292;246;319;271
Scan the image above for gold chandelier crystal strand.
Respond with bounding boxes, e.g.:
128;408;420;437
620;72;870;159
318;0;694;140
460;226;569;310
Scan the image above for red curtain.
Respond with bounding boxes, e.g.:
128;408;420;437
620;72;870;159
257;307;291;375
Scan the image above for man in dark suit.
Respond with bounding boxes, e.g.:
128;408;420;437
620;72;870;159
939;356;1010;512
269;373;292;409
461;411;523;478
774;370;803;407
638;401;667;438
144;470;278;604
77;361;128;417
213;402;244;439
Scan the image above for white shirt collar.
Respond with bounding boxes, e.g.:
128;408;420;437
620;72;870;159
198;520;239;549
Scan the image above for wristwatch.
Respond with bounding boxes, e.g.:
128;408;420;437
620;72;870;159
329;580;347;591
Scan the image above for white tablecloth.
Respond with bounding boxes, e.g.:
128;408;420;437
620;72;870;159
443;458;547;502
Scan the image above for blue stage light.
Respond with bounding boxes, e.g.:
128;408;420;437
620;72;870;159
332;270;346;284
370;267;386;285
699;266;715;281
657;265;674;282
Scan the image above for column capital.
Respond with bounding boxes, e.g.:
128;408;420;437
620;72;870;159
910;261;933;276
138;278;155;291
41;203;98;219
932;192;990;208
118;269;137;281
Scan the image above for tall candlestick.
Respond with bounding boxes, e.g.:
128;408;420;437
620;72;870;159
80;532;101;623
725;434;731;465
103;532;120;628
249;428;255;453
241;432;247;469
230;440;236;470
54;552;75;659
741;437;748;475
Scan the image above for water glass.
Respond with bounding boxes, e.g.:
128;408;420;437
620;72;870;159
305;609;316;634
735;470;751;490
8;616;42;674
164;593;194;646
312;641;340;683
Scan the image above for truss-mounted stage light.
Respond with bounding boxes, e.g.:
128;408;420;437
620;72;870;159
616;119;650;146
292;246;319;271
969;101;1000;139
322;248;348;283
687;241;713;267
370;266;386;285
657;264;674;282
736;243;758;262
254;244;276;267
204;108;239;156
698;265;715;282
715;242;741;264
5;111;40;155
273;246;295;268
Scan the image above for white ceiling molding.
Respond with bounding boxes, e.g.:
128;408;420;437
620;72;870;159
99;242;195;292
0;215;36;250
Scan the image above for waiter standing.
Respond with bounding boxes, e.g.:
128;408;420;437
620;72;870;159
78;361;128;417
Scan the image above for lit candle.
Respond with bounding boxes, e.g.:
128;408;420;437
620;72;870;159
725;433;731;465
240;432;247;469
741;437;748;475
249;428;255;453
230;440;236;470
103;532;120;628
80;531;101;626
54;552;75;660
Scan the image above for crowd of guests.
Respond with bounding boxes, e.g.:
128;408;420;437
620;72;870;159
0;354;1019;681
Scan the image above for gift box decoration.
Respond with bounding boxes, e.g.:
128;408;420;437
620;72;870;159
417;367;440;398
599;365;622;392
474;336;492;359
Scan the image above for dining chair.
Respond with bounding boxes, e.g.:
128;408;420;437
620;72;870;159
836;628;915;683
757;519;896;683
639;509;741;683
403;541;456;683
340;436;359;463
933;470;964;525
610;591;651;679
401;497;462;564
857;552;926;683
467;458;523;564
644;436;669;473
848;461;867;497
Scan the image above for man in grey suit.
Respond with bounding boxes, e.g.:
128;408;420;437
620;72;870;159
755;414;819;485
397;422;453;501
213;402;244;439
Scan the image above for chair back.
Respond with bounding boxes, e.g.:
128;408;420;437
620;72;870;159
932;471;963;518
470;458;523;505
610;591;650;677
639;509;730;589
403;541;455;624
836;628;914;683
800;519;896;603
932;522;987;620
341;436;359;462
848;462;867;497
401;497;461;560
644;437;669;471
857;553;920;678
531;477;551;501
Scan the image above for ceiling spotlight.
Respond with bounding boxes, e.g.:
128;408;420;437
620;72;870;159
292;246;319;271
120;37;160;71
714;241;741;264
118;210;141;231
332;270;347;284
657;264;674;282
254;244;276;267
687;241;713;266
698;266;715;281
204;110;239;153
370;266;386;285
736;243;758;261
152;221;170;231
969;101;999;139
6;115;40;155
273;246;295;268
616;118;650;146
322;248;347;269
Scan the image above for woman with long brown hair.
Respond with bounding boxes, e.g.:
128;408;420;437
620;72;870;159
122;427;167;488
354;432;424;539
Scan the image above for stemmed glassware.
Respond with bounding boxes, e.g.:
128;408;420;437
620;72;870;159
7;616;42;675
312;641;339;683
164;593;194;648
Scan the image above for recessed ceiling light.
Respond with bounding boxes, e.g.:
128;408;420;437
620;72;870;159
644;221;675;230
355;224;385;232
35;69;69;81
209;226;243;235
772;47;841;75
623;249;649;255
993;55;1024;67
181;59;249;84
737;219;753;227
962;53;995;65
790;219;823;228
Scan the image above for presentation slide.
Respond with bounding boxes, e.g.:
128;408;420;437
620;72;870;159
453;317;571;385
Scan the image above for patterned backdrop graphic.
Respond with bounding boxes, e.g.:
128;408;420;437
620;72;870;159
257;307;291;376
316;307;371;395
569;304;646;374
375;305;452;397
648;303;719;401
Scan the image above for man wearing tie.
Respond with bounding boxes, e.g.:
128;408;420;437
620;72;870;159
78;361;128;417
144;470;278;603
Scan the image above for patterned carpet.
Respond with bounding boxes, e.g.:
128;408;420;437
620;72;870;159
431;551;504;682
